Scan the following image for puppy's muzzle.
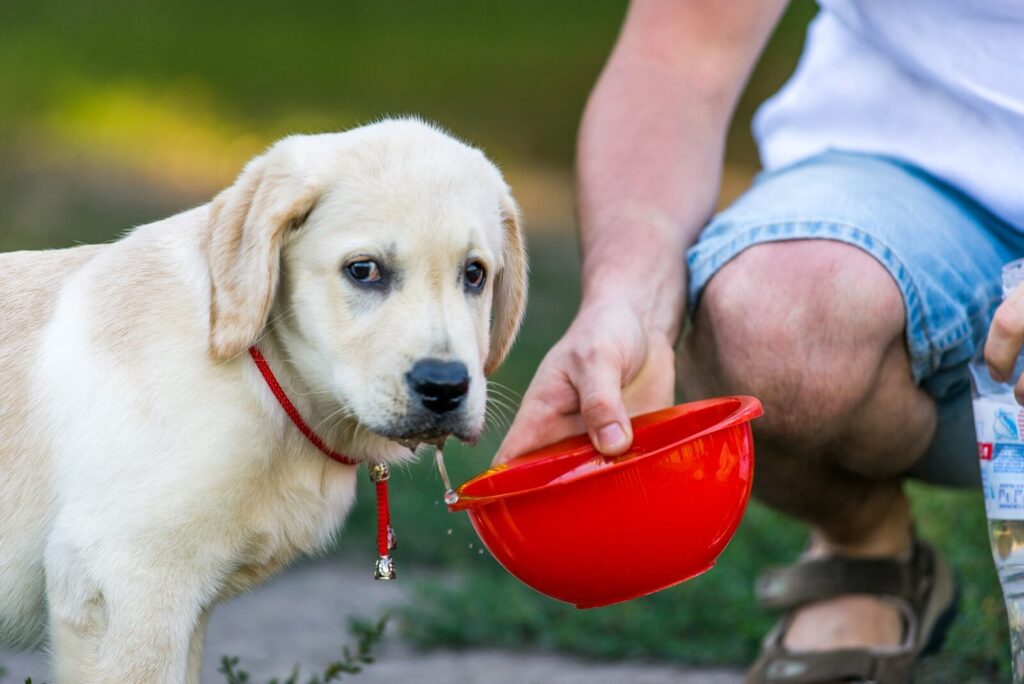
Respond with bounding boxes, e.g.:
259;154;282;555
406;359;469;414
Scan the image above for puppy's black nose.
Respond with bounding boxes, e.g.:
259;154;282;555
407;359;470;414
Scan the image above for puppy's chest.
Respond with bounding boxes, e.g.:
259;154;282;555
222;459;357;594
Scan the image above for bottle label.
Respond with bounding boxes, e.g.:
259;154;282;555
974;396;1024;520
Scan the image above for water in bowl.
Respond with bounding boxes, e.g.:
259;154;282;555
546;451;638;486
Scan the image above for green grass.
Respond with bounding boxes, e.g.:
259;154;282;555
218;615;389;684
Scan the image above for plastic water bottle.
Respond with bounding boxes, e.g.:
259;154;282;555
970;258;1024;681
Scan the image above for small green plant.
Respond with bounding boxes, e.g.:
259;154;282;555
219;656;250;684
220;614;389;684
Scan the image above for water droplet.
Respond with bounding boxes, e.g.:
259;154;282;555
468;542;474;549
477;549;484;555
443;489;459;506
446;528;453;535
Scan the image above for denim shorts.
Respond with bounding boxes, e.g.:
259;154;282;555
686;150;1024;487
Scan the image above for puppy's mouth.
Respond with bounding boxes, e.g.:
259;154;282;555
370;418;480;448
391;431;449;450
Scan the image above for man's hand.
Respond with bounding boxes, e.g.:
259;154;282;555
986;284;1024;402
494;297;676;464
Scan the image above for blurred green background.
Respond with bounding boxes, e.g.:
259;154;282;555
0;1;1009;681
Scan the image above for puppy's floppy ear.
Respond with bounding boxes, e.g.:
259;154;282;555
205;143;321;360
485;193;528;375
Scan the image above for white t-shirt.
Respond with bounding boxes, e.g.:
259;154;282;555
755;0;1024;229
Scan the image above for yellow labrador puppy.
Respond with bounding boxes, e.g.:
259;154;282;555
0;118;527;683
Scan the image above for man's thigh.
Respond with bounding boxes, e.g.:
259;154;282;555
686;150;1024;486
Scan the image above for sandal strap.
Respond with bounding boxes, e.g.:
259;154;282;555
756;548;923;611
747;647;915;683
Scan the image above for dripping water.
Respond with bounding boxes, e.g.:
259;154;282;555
435;445;458;505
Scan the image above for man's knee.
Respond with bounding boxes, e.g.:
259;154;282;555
692;240;906;445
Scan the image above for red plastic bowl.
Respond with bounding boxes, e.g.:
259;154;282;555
448;396;763;608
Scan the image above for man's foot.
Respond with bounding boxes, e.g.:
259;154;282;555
783;594;904;651
782;527;908;652
745;539;957;684
781;506;911;652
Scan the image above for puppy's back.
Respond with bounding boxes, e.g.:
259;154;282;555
0;245;106;404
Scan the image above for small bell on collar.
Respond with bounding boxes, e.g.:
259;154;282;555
368;462;391;482
375;554;396;581
368;461;395;580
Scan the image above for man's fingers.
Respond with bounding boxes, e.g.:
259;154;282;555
575;362;632;455
986;288;1024;382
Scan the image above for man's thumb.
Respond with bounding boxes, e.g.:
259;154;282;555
577;365;632;455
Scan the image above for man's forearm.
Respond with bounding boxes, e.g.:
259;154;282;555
577;55;729;341
576;0;789;341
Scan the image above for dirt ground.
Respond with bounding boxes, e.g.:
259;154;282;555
0;556;743;684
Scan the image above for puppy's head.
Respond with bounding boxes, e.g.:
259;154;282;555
205;119;526;448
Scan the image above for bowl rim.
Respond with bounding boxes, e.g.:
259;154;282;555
448;395;762;511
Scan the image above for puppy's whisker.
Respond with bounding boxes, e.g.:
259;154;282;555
486;390;522;412
350;420;367;445
490;400;517;416
484;406;513;433
485;387;517;404
487;389;520;404
485;397;516;422
286;387;337;399
486;393;516;409
486;407;514;430
487;395;519;413
485;399;513;421
486;382;520;398
312;404;355;436
487;380;523;401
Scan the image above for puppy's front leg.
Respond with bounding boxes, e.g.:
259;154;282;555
186;608;211;684
47;549;204;684
58;581;201;684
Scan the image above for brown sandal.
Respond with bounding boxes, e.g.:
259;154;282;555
745;538;958;683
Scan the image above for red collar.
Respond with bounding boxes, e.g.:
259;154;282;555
248;346;396;580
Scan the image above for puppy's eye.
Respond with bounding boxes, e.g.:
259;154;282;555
464;260;486;291
345;260;382;284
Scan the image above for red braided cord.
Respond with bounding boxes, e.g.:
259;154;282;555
376;479;391;557
248;346;357;466
249;346;393;568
